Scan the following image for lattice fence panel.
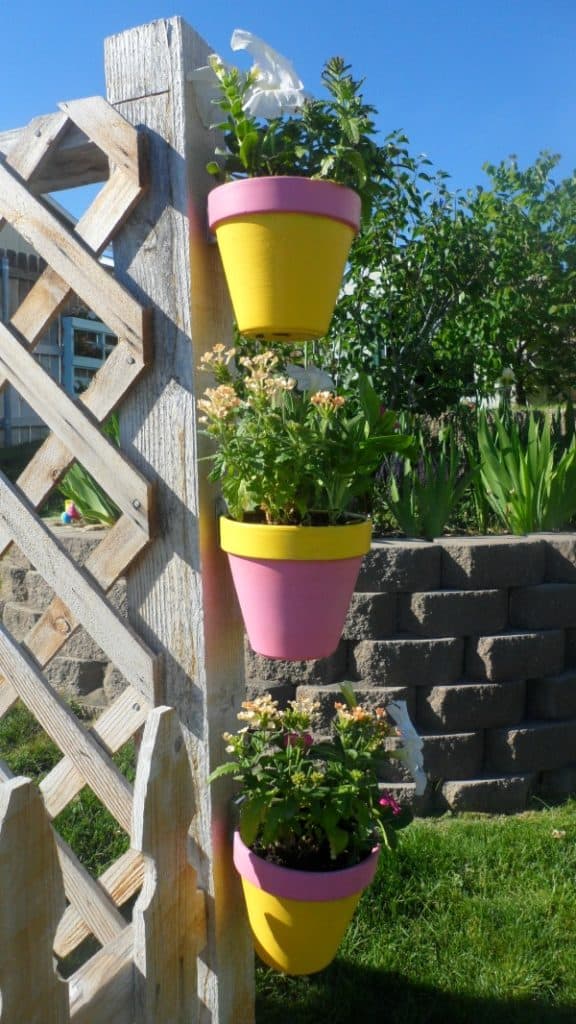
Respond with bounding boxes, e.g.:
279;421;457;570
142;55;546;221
0;96;161;988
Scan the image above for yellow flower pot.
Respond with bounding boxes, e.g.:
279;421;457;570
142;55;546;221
233;831;380;975
208;177;361;341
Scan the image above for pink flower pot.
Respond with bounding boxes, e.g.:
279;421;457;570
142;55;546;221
219;518;371;661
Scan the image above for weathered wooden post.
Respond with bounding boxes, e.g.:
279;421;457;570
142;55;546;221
104;17;255;1024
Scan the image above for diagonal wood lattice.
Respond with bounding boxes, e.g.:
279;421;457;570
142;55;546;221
0;96;162;964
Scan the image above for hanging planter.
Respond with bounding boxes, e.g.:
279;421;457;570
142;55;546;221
219;516;371;660
208;176;361;341
233;830;380;975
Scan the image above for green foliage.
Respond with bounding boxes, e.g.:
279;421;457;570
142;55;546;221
209;688;413;871
477;409;576;533
378;422;475;539
209;54;404;221
329;152;576;416
58;416;120;527
198;344;413;524
0;702;134;876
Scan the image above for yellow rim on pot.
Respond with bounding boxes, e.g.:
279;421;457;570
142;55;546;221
219;517;372;561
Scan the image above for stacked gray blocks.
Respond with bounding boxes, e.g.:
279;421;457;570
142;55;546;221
0;526;128;709
245;533;576;815
5;528;576;815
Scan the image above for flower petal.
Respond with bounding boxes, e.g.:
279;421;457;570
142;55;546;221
387;701;427;796
286;363;335;393
230;28;309;117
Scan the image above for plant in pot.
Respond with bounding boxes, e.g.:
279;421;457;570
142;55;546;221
193;29;392;341
198;343;414;660
210;685;425;975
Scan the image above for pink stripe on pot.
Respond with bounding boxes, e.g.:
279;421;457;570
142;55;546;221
226;553;362;660
233;831;380;902
208;176;361;232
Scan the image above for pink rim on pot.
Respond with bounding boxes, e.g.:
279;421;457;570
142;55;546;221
233;830;380;901
208;176;362;232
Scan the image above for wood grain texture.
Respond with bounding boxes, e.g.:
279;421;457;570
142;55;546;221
0;122;108;194
60;97;146;185
106;17;255;1023
0;758;127;949
0;470;159;702
0;325;151;530
10;170;145;347
55;848;144;957
0;624;133;831
68;926;133;1024
0;778;70;1023
0;160;147;349
41;687;148;818
132;707;200;1022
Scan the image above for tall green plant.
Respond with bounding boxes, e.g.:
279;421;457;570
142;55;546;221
58;416;120;527
478;410;576;534
379;423;474;540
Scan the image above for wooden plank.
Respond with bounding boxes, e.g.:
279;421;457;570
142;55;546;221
132;707;200;1023
0;471;160;702
0;677;18;716
24;520;148;671
106;18;255;1023
0;624;134;832
55;831;127;946
56;847;144;957
0;755;127;948
69;926;134;1024
0;122;108;193
41;687;149;818
0;778;70;1023
26;518;149;668
3;111;70;197
0;349;151;562
0;160;147;350
0;325;151;531
60;97;146;185
11;169;146;347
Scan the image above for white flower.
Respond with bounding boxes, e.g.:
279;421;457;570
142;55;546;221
500;366;515;384
386;701;427;796
231;29;308;119
285;363;335;393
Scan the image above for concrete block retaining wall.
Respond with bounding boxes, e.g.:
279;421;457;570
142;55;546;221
246;533;576;815
4;528;576;815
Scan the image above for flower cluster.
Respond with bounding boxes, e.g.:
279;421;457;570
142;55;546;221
198;342;414;525
190;29;395;221
210;686;423;871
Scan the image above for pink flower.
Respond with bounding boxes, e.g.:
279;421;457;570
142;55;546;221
379;792;402;816
284;732;313;749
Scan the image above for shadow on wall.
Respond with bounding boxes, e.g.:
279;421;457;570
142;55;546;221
256;959;576;1024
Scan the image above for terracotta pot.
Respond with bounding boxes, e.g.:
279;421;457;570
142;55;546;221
219;517;371;660
233;830;380;975
208;176;361;341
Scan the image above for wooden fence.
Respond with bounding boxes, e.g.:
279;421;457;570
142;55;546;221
0;16;253;1024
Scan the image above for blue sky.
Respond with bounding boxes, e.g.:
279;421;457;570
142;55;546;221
1;0;574;200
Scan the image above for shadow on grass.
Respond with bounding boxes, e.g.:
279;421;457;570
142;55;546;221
256;959;575;1024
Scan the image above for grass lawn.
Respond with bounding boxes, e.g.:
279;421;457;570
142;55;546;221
256;804;576;1024
2;704;575;1022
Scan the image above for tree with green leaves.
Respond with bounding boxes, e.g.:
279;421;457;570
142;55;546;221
329;152;576;415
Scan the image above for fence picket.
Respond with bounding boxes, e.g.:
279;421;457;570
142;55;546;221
0;778;70;1023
